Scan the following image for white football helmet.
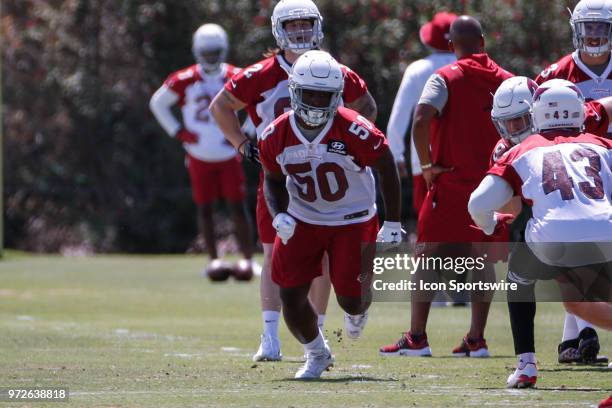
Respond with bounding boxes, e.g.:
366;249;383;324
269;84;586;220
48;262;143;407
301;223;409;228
192;24;228;71
570;0;612;57
491;76;538;145
532;79;586;132
271;0;324;54
289;50;344;127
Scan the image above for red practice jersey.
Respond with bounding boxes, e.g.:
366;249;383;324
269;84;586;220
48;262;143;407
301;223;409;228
225;54;368;139
259;107;388;226
536;51;612;133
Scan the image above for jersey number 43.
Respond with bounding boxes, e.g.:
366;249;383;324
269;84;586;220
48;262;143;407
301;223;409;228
542;148;605;200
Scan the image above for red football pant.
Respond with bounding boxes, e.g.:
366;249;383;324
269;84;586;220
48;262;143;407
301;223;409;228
272;216;379;297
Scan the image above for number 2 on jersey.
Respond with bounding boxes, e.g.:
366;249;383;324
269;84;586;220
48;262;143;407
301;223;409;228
542;148;604;200
285;162;349;202
195;94;212;123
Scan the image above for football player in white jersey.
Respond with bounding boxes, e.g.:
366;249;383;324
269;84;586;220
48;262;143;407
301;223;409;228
470;80;612;387
150;24;256;279
535;0;612;364
210;0;377;362
492;77;612;388
259;50;402;379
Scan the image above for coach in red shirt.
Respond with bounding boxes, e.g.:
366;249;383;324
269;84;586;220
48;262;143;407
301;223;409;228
380;16;513;357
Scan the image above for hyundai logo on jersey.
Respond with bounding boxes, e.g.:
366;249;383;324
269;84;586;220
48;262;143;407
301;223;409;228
327;140;347;155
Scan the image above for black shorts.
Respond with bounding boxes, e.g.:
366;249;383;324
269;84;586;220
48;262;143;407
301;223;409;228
508;242;611;301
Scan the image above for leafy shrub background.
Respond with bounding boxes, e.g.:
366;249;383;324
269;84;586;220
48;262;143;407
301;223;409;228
2;0;575;252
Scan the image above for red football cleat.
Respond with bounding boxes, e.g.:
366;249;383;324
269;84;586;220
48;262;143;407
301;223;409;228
379;332;432;356
507;360;538;388
452;335;490;357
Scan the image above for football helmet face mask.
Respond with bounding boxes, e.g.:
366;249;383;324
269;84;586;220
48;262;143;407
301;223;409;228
271;0;323;54
491;76;539;145
192;24;229;71
289;50;344;127
570;0;612;57
532;79;586;132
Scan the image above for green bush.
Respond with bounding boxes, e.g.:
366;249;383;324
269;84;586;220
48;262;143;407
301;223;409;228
2;0;576;252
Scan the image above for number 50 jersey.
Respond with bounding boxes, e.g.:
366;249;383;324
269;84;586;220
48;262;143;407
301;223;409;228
259;107;388;226
488;131;612;243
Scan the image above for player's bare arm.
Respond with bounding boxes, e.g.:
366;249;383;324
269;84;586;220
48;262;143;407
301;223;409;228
345;90;378;122
370;147;401;222
412;103;452;189
263;169;289;218
209;89;249;151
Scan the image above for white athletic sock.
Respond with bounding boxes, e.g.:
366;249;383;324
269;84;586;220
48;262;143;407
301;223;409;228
519;352;536;364
575;315;594;333
262;311;280;337
317;314;326;329
303;329;326;355
562;312;580;342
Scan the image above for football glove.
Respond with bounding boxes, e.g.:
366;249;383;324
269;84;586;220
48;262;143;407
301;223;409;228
175;128;198;144
240;140;260;164
272;213;297;245
376;221;405;246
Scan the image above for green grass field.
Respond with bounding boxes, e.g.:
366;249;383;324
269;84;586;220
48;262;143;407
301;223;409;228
0;251;610;407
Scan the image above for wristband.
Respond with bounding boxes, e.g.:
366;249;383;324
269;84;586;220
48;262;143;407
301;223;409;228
237;139;248;153
421;163;433;170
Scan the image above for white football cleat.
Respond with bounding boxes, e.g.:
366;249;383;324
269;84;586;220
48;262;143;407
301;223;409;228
344;311;369;339
252;334;282;362
506;361;537;389
295;344;334;379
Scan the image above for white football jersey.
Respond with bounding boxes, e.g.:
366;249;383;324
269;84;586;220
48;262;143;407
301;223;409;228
489;131;612;243
259;108;389;226
164;63;240;162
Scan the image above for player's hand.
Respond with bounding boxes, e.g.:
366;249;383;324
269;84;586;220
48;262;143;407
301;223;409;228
470;212;515;236
175;128;198;144
376;221;405;247
272;213;297;245
422;165;453;190
396;161;408;178
493;212;515;231
240;140;260;164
